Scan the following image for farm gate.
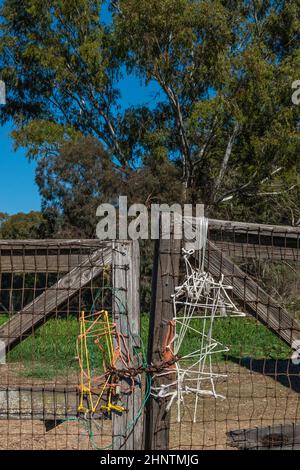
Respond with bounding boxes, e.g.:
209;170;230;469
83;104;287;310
0;218;300;450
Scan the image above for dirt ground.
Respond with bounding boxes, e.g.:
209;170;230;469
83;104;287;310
169;360;300;449
0;360;299;450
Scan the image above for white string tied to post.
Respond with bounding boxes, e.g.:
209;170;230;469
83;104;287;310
151;216;246;423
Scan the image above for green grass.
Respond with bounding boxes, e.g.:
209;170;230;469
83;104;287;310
180;316;291;361
0;313;291;379
4;316;79;379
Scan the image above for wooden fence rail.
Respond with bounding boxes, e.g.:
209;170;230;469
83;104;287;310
205;241;300;347
0;245;112;350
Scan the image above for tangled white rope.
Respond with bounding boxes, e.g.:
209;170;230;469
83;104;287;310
151;217;246;423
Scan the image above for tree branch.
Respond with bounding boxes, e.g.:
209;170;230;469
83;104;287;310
211;122;240;203
192;115;219;167
154;66;192;182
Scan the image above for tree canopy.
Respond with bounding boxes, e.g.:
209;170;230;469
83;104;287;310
0;211;45;238
0;0;300;233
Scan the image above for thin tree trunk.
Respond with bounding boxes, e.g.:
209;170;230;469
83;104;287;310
211;122;240;204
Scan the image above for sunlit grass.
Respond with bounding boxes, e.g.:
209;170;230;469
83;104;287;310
0;313;292;379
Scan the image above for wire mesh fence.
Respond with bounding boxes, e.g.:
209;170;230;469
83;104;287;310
0;239;141;450
167;220;300;450
1;220;300;450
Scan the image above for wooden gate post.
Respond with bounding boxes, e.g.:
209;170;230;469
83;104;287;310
112;240;143;450
144;217;181;450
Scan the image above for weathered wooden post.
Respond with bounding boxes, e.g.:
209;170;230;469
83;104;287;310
112;239;143;450
144;214;181;450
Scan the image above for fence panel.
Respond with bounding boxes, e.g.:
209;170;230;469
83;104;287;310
0;239;143;450
153;220;300;450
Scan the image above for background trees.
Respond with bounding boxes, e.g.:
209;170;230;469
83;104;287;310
113;0;300;218
0;211;44;238
0;0;299;237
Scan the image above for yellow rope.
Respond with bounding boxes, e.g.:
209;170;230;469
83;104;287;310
77;310;125;415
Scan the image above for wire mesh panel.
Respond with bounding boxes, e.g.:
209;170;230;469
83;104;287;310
2;224;300;450
0;239;142;450
161;220;300;450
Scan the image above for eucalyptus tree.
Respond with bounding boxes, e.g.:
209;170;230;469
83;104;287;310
0;0;299;224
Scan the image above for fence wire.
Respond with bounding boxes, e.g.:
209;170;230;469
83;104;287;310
168;222;300;450
1;225;300;451
0;240;130;450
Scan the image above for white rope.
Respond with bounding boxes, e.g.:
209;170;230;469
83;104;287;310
151;216;246;423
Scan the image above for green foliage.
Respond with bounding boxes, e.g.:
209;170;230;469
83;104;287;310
0;0;126;168
0;0;299;225
1;0;299;315
113;0;300;215
0;212;9;229
36;136;120;237
0;211;44;238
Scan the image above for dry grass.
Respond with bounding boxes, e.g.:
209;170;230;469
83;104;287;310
0;360;299;450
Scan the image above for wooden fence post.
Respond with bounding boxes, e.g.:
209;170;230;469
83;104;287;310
144;218;181;450
112;240;143;450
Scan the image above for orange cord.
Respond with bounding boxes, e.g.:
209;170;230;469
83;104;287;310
163;320;176;368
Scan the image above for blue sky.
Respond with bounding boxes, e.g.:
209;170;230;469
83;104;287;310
0;122;40;215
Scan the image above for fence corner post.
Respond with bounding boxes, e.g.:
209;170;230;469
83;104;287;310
144;216;181;450
112;240;143;450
